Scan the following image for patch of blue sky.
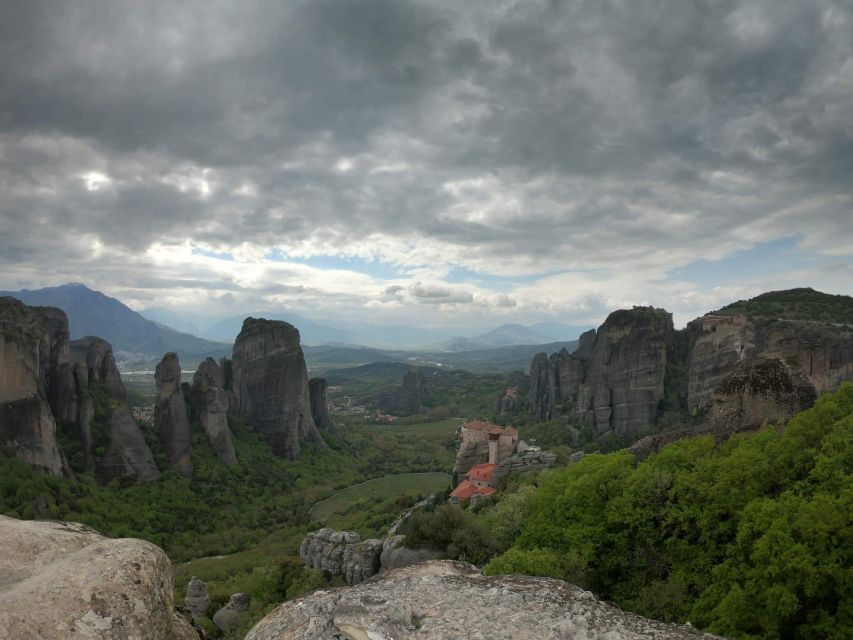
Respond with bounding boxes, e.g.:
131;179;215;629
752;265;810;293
190;245;235;261
265;249;409;280
667;236;819;286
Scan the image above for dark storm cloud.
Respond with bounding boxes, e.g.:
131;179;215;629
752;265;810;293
0;0;851;316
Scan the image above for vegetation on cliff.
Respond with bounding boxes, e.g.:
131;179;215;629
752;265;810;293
713;288;853;324
482;383;852;639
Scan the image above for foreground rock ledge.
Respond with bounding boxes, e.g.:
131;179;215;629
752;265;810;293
246;561;722;640
0;515;196;640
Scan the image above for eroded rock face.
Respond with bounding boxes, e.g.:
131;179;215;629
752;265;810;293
300;528;383;585
246;561;721;640
212;592;249;633
308;377;334;432
493;448;557;482
379;535;443;572
0;515;197;640
184;576;210;620
192;358;237;466
155;353;193;477
0;297;68;475
529;308;672;437
98;405;161;483
709;357;817;430
687;315;853;414
232;318;325;459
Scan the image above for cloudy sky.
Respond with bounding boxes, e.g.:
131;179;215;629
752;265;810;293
1;0;851;335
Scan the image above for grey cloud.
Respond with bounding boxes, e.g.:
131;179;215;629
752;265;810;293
0;0;850;321
409;282;474;304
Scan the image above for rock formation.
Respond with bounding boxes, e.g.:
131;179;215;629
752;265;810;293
68;336;160;481
379;534;443;572
232;318;326;459
529;309;671;438
530;297;853;444
0;515;196;640
496;386;521;413
155;353;193;477
246;560;721;640
629;357;820;462
686;315;852;414
97;405;161;483
0;297;69;475
192;358;237;465
493;446;558;482
308;376;335;432
300;528;383;585
212;593;250;633
184;576;211;620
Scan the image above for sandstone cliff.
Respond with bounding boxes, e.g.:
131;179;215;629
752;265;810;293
0;515;197;640
246;560;721;640
530;294;853;443
308;376;335;432
1;297;69;475
154;352;193;477
232;318;326;459
192;357;237;465
529;308;672;437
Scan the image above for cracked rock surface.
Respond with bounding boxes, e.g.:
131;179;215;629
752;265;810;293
246;560;723;640
0;515;196;640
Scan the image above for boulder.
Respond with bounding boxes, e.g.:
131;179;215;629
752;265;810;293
245;560;722;640
212;592;250;632
155;352;193;477
192;358;237;465
184;576;210;620
379;535;443;572
300;528;383;585
493;448;557;482
0;515;196;640
232;318;326;459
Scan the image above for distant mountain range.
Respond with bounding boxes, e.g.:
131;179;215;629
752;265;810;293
0;283;230;359
0;283;588;371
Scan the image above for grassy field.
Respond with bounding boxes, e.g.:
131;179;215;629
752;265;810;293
310;471;451;522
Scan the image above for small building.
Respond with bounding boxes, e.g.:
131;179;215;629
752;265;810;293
458;421;518;466
449;462;498;503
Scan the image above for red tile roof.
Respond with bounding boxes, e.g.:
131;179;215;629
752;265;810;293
466;463;496;483
450;481;478;500
450;480;498;501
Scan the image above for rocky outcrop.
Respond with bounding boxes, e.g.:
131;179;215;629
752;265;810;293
0;297;70;475
380;534;444;572
308;377;335;432
686;315;852;414
375;368;434;415
155;353;193;477
496;386;521;413
246;560;720;640
529;310;671;437
300;528;383;585
451;439;490;475
0;515;197;640
530;297;853;445
71;336;126;401
97;405;161;483
493;447;557;482
232;318;326;459
629;358;818;461
708;357;817;429
212;593;249;633
192;358;237;465
184;576;211;621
